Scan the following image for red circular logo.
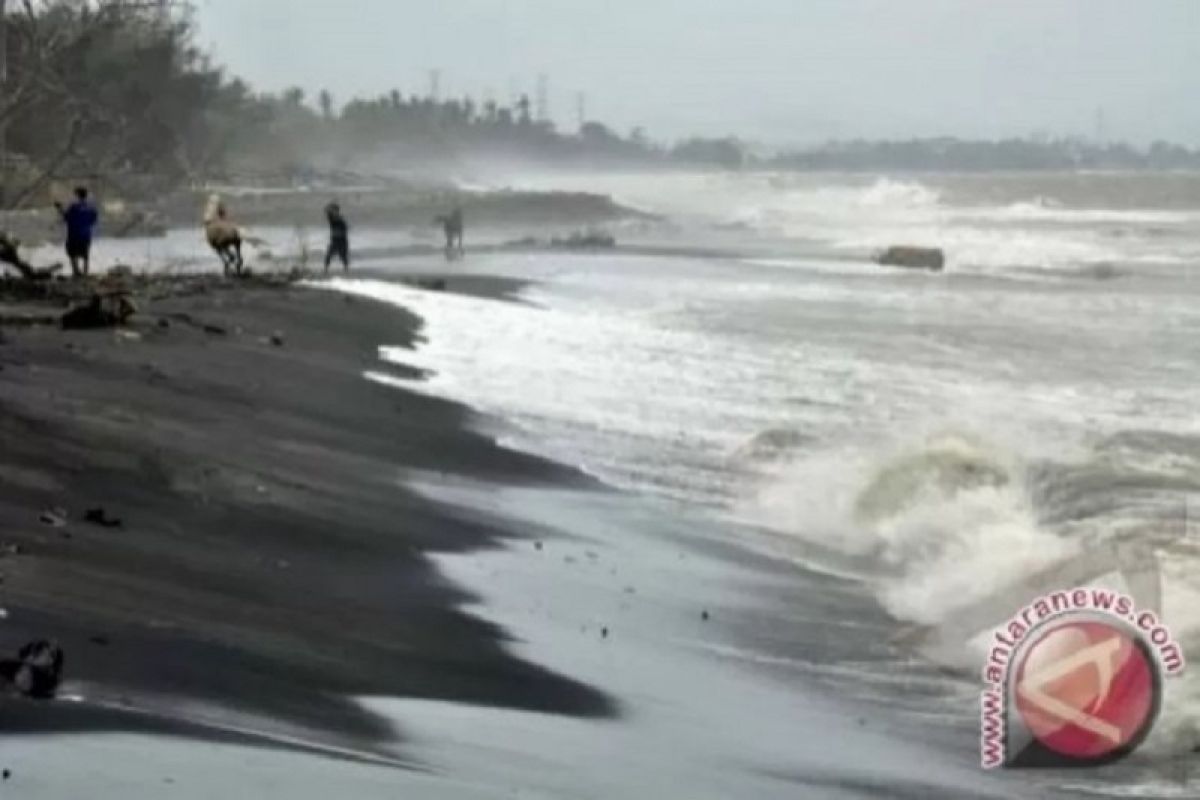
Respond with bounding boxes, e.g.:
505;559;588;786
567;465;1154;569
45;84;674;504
1014;619;1159;762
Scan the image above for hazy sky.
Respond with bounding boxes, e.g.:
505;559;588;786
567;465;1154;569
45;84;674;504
195;0;1199;146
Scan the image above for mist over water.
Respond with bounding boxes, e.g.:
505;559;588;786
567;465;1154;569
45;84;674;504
505;170;1200;275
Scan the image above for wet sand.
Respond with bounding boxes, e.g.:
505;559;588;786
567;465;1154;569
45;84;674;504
0;277;611;755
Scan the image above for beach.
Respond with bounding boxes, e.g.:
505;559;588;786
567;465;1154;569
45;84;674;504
2;169;1200;798
0;277;610;744
0;272;1033;799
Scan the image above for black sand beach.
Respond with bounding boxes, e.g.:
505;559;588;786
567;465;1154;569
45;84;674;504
0;277;612;755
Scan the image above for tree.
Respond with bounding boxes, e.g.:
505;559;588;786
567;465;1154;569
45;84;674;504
672;137;745;169
2;0;256;205
318;89;335;121
282;87;306;109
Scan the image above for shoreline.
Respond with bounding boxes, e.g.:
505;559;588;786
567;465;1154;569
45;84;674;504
0;256;1112;798
0;185;654;249
0;276;611;756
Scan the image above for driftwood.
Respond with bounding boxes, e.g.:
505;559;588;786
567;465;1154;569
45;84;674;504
0;233;62;280
61;290;137;329
877;246;945;272
0;639;64;699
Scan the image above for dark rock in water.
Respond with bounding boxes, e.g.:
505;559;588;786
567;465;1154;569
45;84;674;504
0;640;64;699
702;610;710;622
270;331;285;347
84;508;123;528
551;231;617;250
1084;262;1120;281
877;246;945;271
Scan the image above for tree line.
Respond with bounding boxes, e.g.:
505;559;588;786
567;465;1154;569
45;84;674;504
2;1;1198;210
766;137;1200;172
0;1;748;207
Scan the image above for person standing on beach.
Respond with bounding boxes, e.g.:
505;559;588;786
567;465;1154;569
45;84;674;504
324;201;350;273
438;205;464;261
54;186;99;278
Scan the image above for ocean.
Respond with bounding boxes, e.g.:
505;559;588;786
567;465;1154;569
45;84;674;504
331;170;1200;796
20;170;1200;796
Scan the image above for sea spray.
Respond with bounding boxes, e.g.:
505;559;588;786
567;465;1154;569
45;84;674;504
738;431;1079;625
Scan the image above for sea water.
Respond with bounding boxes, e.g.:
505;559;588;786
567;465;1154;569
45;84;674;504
329;170;1200;794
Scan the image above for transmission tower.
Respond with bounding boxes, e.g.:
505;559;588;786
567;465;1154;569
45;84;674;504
536;73;549;124
576;92;587;131
1;0;8;203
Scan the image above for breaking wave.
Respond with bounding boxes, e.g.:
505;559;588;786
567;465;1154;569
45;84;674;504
723;176;1200;273
740;426;1200;756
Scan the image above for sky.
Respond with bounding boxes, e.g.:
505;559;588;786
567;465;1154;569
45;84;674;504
194;0;1200;146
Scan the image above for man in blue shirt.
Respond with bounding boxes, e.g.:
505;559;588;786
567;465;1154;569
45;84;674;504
54;186;99;277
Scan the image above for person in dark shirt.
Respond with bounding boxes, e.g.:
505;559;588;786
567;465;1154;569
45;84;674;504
435;205;464;261
324;202;350;273
54;186;99;278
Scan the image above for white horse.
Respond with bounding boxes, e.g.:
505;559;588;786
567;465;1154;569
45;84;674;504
203;194;244;276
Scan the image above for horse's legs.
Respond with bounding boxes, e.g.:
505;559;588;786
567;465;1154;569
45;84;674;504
233;240;244;276
216;245;232;277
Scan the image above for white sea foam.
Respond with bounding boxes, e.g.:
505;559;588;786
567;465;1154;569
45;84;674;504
512;170;1200;273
